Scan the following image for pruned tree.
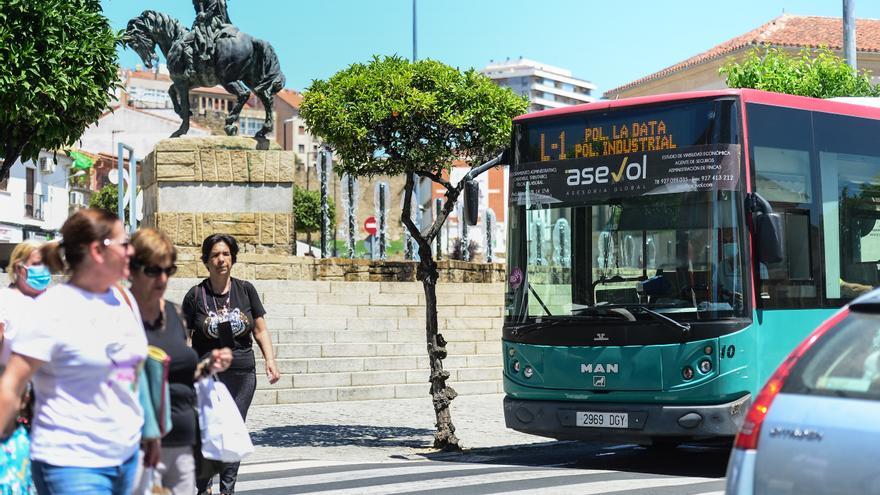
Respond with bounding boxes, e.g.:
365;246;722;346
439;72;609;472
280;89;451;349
0;0;120;180
302;55;527;450
721;46;880;98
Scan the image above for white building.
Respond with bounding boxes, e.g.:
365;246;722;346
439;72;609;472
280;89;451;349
481;58;597;112
0;152;74;264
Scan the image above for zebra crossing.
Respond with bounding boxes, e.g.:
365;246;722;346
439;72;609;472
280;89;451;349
224;457;726;495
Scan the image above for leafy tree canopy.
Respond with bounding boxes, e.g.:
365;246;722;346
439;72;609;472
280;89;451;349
89;183;124;216
721;46;880;98
301;55;528;177
293;185;336;234
0;0;120;180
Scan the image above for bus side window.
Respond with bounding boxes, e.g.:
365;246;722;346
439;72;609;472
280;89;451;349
814;112;880;305
747;104;819;308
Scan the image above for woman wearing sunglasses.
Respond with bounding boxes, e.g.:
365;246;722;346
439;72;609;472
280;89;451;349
129;228;232;495
0;209;146;495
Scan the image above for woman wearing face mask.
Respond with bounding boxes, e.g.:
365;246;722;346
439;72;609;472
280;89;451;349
0;209;147;495
0;240;49;492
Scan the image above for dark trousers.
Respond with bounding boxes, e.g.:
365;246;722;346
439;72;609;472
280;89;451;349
196;367;256;495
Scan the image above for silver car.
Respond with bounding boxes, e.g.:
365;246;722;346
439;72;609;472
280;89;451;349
726;292;880;494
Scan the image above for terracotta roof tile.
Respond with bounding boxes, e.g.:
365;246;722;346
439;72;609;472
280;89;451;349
276;89;303;109
125;70;172;82
604;14;880;97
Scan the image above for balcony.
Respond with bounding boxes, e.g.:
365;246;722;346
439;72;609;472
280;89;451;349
24;192;44;221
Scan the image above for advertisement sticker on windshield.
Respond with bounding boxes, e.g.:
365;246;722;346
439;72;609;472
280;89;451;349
509;144;741;206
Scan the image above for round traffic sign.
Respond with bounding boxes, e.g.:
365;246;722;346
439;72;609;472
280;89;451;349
364;216;378;235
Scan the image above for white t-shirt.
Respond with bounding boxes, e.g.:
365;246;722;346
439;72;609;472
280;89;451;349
0;287;34;365
13;283;148;467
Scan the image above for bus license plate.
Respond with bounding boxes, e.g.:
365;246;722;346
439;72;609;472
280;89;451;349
576;412;629;428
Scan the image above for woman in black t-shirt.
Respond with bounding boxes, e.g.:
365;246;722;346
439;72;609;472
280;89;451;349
130;228;233;495
183;234;279;495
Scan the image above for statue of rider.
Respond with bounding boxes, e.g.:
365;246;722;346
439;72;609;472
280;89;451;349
182;0;233;80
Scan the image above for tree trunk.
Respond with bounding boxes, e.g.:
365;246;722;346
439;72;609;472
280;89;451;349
417;244;460;450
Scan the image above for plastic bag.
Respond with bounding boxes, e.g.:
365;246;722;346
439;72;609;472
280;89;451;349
195;375;254;463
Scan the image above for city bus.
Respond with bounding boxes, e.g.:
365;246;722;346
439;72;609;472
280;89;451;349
502;89;880;445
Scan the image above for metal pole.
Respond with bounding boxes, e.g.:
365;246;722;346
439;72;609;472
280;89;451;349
117;142;136;231
117;143;125;222
347;175;356;258
485;208;496;263
844;0;857;70
378;182;387;260
434;198;442;259
319;149;329;258
412;0;417;62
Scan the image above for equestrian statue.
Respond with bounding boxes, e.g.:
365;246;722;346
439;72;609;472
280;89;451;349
125;1;286;138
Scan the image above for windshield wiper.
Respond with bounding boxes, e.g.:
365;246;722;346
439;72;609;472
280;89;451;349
635;305;692;338
528;283;552;316
590;304;692;337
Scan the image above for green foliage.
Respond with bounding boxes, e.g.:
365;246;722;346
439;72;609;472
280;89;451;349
721;46;880;98
301;55;528;177
293;185;336;234
0;0;121;179
89;183;125;216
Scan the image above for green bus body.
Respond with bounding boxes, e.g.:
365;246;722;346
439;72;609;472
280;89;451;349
503;90;880;443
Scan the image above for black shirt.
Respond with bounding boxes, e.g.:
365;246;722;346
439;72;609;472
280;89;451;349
182;278;266;370
145;301;199;447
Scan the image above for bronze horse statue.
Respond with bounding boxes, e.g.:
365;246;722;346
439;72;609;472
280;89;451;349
125;10;285;138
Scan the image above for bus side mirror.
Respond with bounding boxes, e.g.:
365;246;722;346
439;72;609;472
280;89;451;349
756;212;784;264
462;178;479;226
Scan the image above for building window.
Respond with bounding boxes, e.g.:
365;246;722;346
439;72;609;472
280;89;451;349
298;144;305;153
298;126;305;135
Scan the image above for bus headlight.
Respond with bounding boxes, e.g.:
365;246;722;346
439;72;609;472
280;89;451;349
704;345;713;355
699;359;712;374
513;360;521;373
523;366;534;378
682;366;695;380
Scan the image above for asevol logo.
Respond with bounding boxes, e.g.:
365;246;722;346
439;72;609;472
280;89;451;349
565;155;648;186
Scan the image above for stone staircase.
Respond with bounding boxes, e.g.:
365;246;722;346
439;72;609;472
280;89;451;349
167;279;505;404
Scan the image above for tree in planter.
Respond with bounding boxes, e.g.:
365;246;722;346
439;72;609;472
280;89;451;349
0;0;120;180
720;46;880;98
293;185;336;253
302;55;527;450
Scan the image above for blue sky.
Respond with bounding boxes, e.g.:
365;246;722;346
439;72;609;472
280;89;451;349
103;0;880;96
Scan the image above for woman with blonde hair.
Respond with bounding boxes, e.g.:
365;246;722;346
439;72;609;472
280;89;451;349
0;208;147;495
0;239;49;492
129;228;232;495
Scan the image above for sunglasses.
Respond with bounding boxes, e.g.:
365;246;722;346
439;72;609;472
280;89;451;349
103;238;132;249
130;261;177;278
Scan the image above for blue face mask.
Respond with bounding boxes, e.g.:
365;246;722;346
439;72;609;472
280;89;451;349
24;265;51;292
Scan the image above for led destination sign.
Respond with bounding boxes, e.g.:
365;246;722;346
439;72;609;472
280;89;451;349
510;144;741;206
539;119;678;161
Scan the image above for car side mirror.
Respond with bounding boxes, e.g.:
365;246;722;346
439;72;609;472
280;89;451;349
462;178;479;226
756;212;784;264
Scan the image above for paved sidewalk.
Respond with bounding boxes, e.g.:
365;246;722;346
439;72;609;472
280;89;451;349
245;393;551;463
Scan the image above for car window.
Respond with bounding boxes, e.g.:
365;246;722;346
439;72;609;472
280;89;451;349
784;312;880;400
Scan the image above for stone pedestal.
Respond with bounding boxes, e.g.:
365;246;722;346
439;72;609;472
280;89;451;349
142;137;297;277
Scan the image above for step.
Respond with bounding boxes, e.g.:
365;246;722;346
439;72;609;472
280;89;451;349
253;367;503;389
253;380;503;405
253;354;503;375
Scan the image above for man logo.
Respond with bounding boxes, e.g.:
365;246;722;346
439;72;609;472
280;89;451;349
580;363;619;374
594;333;609;342
593;376;606;387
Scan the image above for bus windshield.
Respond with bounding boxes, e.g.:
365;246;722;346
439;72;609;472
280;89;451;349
506;97;745;324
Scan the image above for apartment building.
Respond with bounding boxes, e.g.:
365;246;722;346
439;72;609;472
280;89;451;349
481;57;597;113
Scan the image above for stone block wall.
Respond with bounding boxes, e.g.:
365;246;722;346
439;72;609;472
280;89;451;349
142;137;296;256
166;279;506;405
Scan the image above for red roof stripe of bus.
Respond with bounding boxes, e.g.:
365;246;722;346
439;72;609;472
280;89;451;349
514;89;880;122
